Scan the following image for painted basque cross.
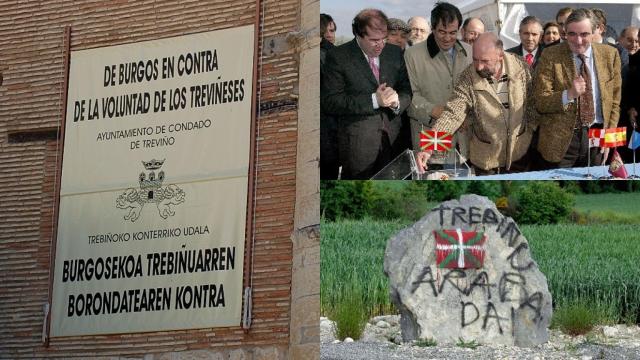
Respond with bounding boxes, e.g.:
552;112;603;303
434;229;486;269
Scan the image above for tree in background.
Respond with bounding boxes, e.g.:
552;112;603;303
510;182;575;224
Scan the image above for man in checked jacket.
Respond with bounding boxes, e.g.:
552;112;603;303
416;32;537;175
532;8;621;169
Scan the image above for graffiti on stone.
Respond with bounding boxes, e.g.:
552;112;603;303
384;195;552;347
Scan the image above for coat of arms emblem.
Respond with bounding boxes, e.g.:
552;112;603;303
116;159;185;222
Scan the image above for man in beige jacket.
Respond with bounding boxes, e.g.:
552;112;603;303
404;2;472;167
416;33;536;175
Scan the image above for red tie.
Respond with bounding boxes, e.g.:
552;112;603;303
369;57;379;83
525;53;534;67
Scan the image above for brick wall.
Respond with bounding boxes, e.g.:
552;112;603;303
0;1;314;358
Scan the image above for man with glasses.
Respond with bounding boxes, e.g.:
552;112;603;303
321;8;411;179
408;16;430;45
533;8;621;169
404;2;472;168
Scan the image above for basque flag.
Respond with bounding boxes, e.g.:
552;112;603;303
434;229;486;269
419;130;453;152
628;130;640;150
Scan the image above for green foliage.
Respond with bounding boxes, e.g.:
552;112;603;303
579;180;629;194
551;303;599;336
455;338;479;349
423;181;466;202
321;181;375;221
327;288;368;341
511;182;574;224
560;181;583;194
369;182;435;221
321;181;639;222
465;181;503;199
414;338;437;347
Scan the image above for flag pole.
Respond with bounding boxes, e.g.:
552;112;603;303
585;145;591;178
634;150;637;178
631;124;640;179
601;146;608;179
453;147;458;177
632;148;639;179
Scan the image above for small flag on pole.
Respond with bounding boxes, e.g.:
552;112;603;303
588;128;605;147
603;127;627;148
628;130;640;150
419;130;453;152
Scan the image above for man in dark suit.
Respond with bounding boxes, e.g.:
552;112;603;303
506;16;543;69
321;9;411;179
533;8;621;168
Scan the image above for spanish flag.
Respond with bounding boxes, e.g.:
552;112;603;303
603;127;627;148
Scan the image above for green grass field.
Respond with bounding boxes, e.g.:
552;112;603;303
321;218;640;324
574;192;640;213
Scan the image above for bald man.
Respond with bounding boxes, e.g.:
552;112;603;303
408;16;430;44
619;27;639;56
461;17;485;45
416;33;536;175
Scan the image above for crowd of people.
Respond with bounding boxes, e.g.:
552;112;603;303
320;3;640;179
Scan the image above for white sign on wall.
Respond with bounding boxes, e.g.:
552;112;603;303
51;25;254;337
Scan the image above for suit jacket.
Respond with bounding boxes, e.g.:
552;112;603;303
506;44;543;69
403;35;472;162
431;52;536;171
533;42;621;163
321;39;411;179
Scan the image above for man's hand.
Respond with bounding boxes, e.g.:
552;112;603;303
568;75;586;100
416;150;433;174
376;83;399;108
431;105;444;119
600;146;610;165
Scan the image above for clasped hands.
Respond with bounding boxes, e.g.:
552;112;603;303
375;83;399;109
